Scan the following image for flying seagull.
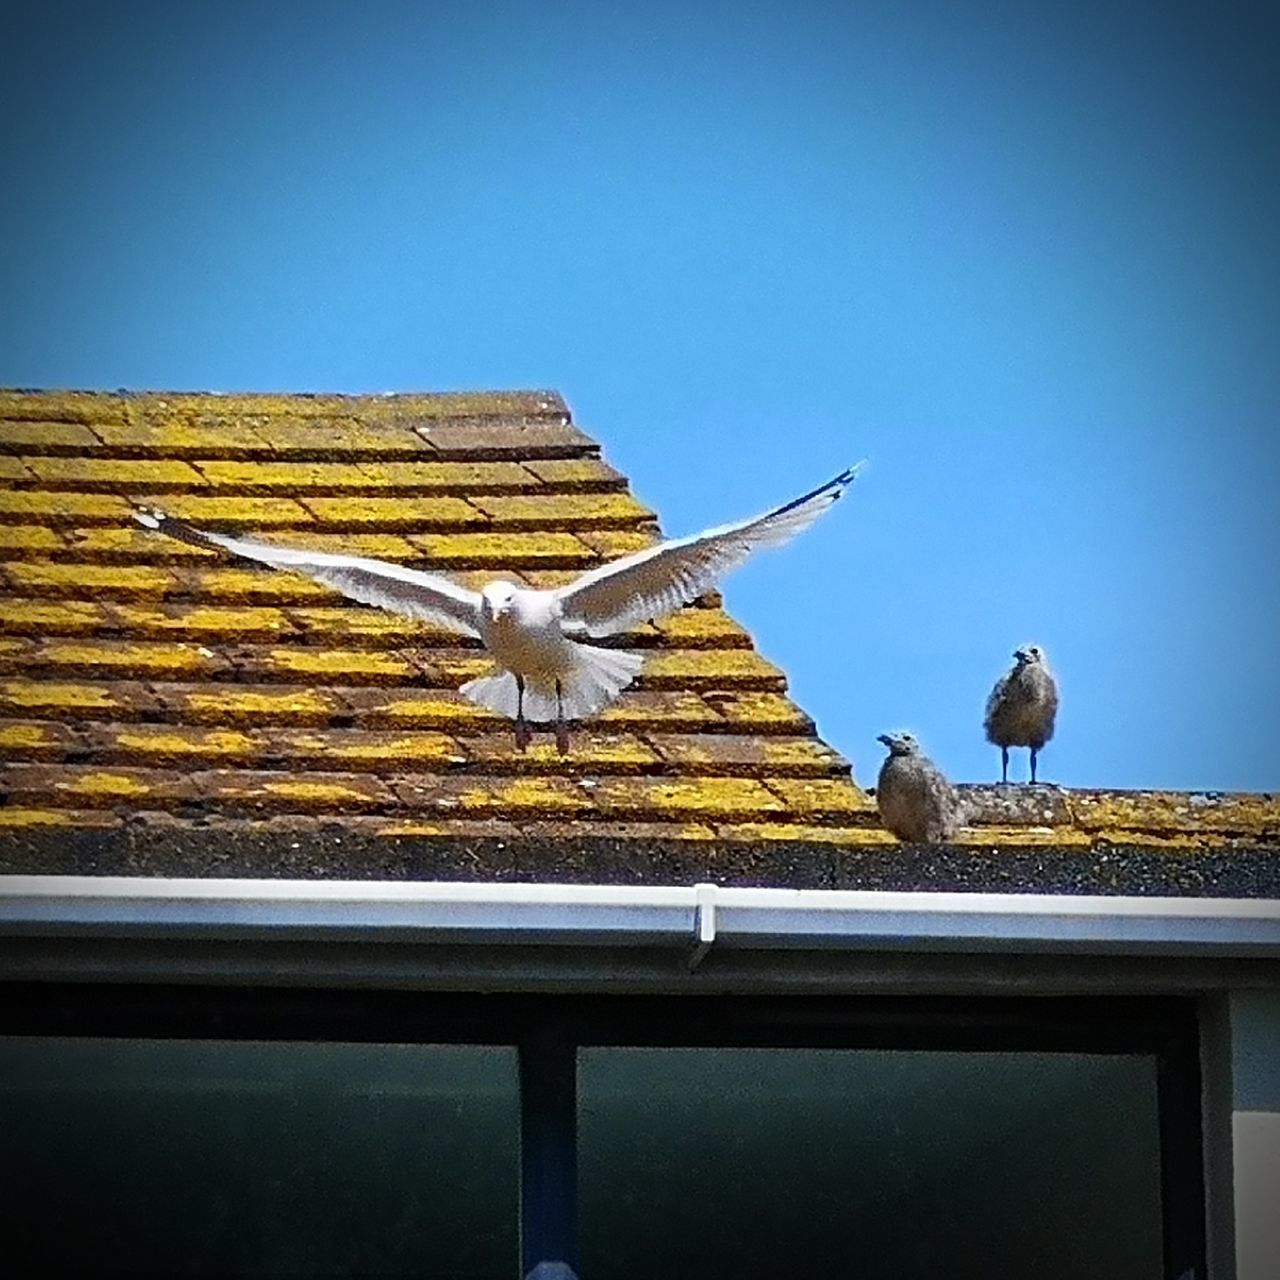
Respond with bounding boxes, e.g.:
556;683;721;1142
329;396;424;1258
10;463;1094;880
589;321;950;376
134;465;860;753
983;644;1059;783
875;731;963;843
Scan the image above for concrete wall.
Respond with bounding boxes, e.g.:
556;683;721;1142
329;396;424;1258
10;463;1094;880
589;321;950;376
1230;992;1280;1280
1206;992;1280;1280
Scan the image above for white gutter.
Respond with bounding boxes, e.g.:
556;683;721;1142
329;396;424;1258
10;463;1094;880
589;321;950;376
2;875;1280;958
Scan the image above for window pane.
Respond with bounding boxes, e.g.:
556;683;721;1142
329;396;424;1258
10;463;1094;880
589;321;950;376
0;1038;517;1279
580;1048;1161;1280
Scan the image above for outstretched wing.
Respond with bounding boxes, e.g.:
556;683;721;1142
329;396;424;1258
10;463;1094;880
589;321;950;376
133;508;483;637
555;465;861;637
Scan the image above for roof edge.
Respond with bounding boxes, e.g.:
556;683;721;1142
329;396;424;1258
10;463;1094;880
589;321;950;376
3;874;1278;958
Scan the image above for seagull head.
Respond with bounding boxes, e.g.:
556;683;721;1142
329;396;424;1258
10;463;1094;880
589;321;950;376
877;731;921;757
1014;645;1046;668
480;580;519;622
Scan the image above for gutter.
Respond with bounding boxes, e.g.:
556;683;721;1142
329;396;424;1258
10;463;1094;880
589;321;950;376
2;876;1280;959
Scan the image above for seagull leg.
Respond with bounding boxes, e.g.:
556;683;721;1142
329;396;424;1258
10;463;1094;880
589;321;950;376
555;679;570;756
1000;747;1008;784
1030;747;1038;784
514;674;532;752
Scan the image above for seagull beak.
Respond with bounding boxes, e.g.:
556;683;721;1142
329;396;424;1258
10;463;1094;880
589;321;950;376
876;734;893;748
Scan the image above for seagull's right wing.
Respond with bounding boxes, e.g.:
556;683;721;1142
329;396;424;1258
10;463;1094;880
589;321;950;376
134;508;483;637
555;465;860;637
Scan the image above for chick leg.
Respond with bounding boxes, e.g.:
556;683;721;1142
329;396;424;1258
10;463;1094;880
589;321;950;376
1030;747;1038;784
1001;746;1009;784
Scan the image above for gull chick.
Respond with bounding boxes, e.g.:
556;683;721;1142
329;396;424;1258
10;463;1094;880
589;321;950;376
984;644;1059;783
134;466;860;753
875;732;962;843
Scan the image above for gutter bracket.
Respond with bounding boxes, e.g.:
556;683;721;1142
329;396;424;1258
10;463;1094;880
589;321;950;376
687;882;717;972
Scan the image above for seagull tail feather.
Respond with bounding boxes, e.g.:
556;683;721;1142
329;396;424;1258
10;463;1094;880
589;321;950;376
554;643;644;721
458;670;524;720
459;645;644;723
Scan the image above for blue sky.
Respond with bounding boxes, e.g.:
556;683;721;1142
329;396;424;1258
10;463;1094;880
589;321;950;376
2;1;1276;791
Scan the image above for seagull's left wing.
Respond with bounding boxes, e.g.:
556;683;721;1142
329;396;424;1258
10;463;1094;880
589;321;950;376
134;508;483;637
555;465;860;637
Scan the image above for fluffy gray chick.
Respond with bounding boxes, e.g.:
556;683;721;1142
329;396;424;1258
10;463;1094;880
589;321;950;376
875;732;963;843
984;644;1059;783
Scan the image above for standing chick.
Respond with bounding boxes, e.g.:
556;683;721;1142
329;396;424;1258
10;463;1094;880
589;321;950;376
875;732;962;843
984;645;1059;783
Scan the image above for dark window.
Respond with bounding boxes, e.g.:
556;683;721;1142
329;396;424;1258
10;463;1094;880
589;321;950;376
0;1037;518;1279
580;1048;1161;1279
0;987;1203;1280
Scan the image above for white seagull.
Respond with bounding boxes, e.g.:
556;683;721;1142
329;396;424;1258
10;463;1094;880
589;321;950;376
134;465;860;753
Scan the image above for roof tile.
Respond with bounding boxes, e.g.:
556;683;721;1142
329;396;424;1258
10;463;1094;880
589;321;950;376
1;762;199;807
0;525;66;555
60;526;217;561
0;599;109;635
298;494;486;529
194;460;386;491
108;603;298;640
462;732;661;773
5;561;180;598
248;419;432;457
20;457;208;489
648;733;848;777
0;718;85;760
639;649;786;689
1065;789;1280;838
0;421;101;451
406;530;596;567
762;777;875;818
519;458;627;489
232;645;420;685
0;805;123;829
590;775;789;820
354;460;540;491
157;683;346;726
148;494;315;526
91;419;270;456
193;768;396;812
22;638;228;680
409;417;595;458
0;457;37;483
0;678;158;719
467;492;656;528
0;390;127;423
0;490;133;524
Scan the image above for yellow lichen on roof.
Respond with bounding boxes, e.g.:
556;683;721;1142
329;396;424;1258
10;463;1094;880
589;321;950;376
1;387;1275;883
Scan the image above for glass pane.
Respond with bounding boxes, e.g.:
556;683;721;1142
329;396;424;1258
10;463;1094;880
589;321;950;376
580;1048;1161;1280
0;1038;517;1278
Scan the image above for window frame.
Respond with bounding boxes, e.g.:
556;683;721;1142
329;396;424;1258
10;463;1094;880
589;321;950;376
1;983;1205;1279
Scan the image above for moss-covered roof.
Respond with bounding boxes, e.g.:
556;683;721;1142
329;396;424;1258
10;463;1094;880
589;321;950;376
0;388;1277;892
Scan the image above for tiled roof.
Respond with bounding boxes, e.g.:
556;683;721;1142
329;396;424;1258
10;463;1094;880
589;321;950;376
0;389;1277;892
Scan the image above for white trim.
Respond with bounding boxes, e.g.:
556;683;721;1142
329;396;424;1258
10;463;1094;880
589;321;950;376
2;876;1279;957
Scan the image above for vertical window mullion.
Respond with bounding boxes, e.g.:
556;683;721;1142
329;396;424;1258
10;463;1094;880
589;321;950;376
519;1026;579;1278
1157;1025;1208;1280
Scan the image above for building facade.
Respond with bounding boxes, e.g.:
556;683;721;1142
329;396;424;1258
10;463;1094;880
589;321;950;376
0;390;1276;1277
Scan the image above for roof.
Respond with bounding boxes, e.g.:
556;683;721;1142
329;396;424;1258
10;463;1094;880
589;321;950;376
0;388;1277;893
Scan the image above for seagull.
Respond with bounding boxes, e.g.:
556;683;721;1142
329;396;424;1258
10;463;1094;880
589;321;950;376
983;644;1059;783
134;465;860;753
874;731;963;843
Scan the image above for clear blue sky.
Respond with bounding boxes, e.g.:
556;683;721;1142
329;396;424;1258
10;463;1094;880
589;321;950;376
2;1;1276;791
